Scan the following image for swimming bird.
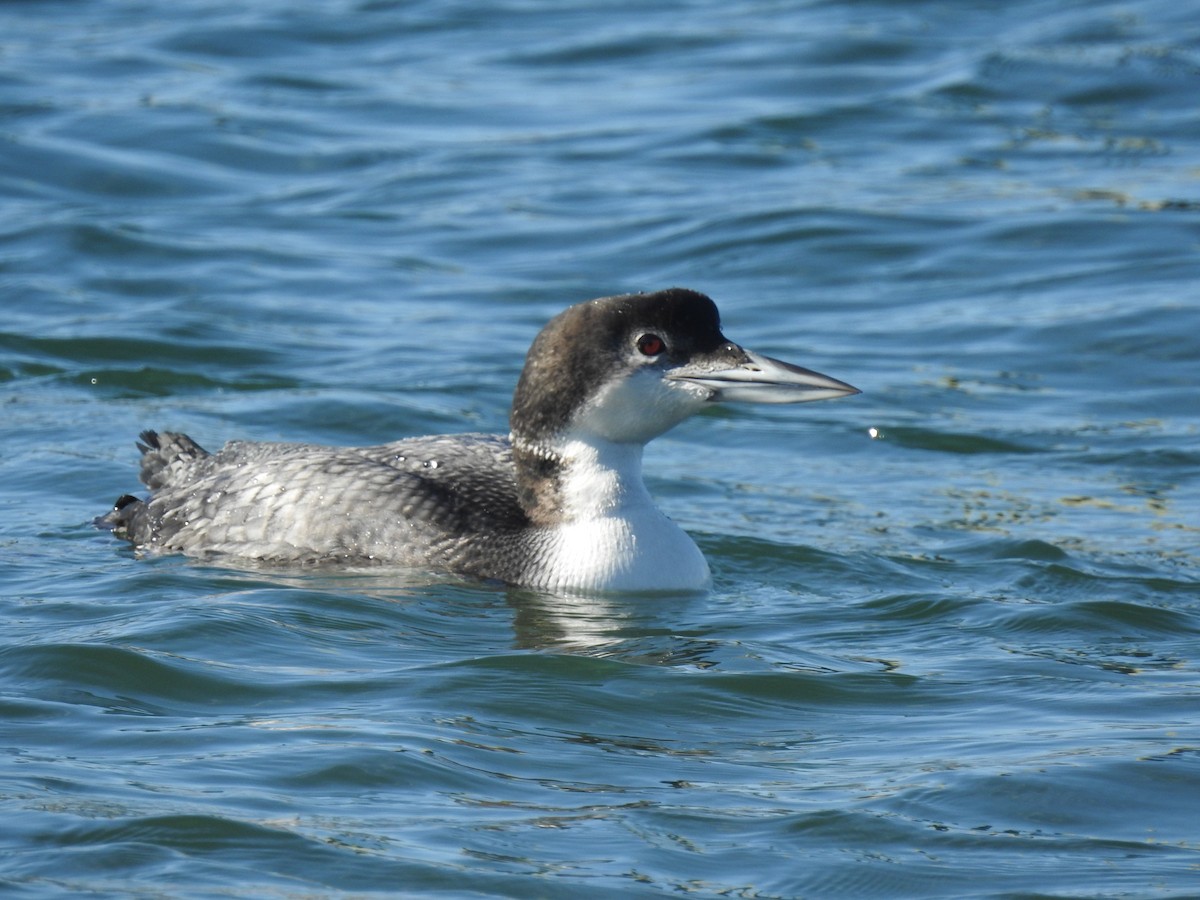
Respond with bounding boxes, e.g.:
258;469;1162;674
100;288;859;592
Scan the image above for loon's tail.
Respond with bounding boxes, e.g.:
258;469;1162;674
95;430;211;541
94;492;145;538
136;430;209;490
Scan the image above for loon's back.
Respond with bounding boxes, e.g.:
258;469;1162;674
103;430;530;573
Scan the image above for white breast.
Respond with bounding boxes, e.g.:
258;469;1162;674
528;510;711;593
522;433;712;593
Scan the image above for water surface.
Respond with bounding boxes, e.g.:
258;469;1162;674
2;0;1198;896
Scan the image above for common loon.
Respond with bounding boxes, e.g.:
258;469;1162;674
100;288;859;593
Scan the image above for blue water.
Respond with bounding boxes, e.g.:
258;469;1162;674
3;0;1199;896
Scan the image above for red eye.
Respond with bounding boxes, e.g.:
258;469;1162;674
636;333;665;356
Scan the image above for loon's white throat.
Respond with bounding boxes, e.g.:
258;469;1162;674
100;288;859;593
509;434;710;593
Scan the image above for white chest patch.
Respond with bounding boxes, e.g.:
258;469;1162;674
522;435;712;593
530;510;711;593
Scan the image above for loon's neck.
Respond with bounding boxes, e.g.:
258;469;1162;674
510;431;710;593
512;431;651;527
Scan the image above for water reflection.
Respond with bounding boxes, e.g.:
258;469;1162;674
505;586;719;666
180;561;722;664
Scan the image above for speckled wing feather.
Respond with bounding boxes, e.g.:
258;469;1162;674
102;430;530;570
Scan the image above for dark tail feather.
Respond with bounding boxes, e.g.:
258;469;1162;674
94;493;144;537
97;430;209;542
137;430;209;490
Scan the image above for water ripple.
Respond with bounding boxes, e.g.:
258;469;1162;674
3;0;1199;896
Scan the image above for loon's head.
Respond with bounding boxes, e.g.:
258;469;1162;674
501;289;859;585
510;288;859;449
